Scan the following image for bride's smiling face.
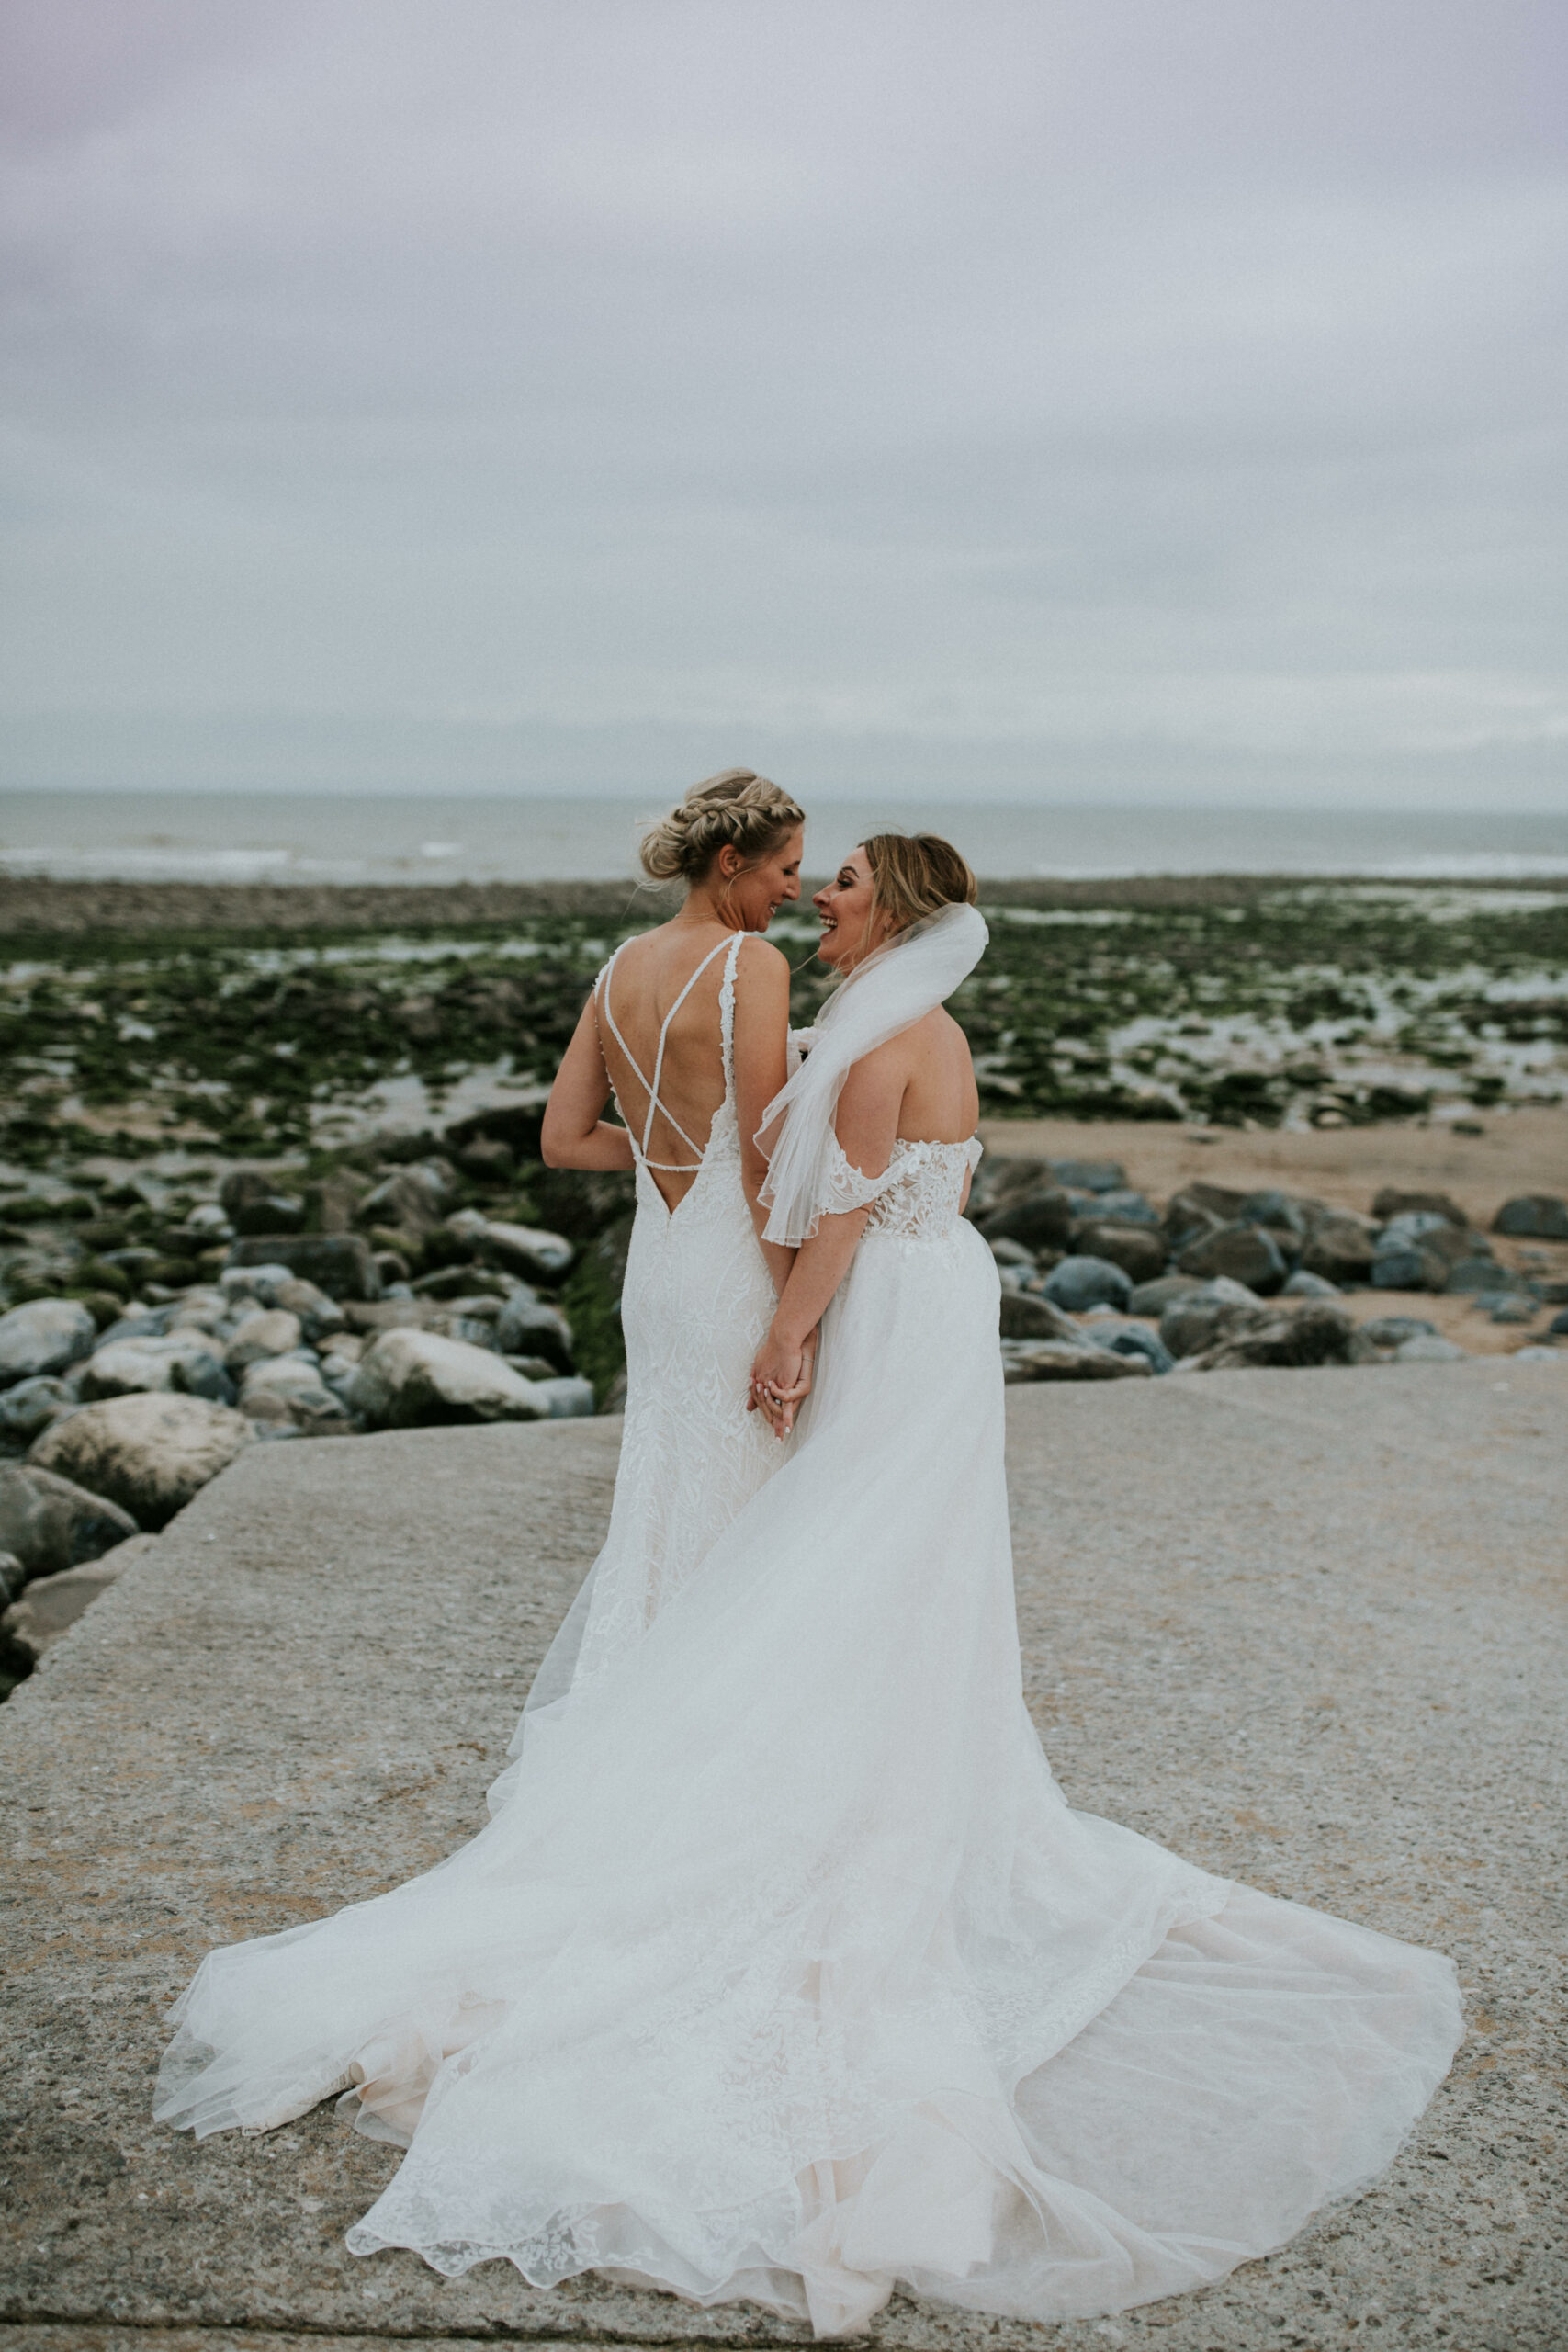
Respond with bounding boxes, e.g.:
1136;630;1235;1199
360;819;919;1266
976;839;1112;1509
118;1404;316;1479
714;824;805;931
813;846;893;970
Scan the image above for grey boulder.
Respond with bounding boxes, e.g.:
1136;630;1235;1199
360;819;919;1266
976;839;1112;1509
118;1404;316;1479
1188;1302;1371;1372
226;1234;382;1301
493;1291;575;1371
1041;1254;1134;1313
1361;1316;1438;1349
224;1309;305;1373
82;1333;234;1406
1175;1221;1287;1295
1159;1278;1266;1362
30;1392;254;1530
1068;1220;1167;1285
0;1463;140;1581
472;1220;575;1284
976;1187;1076;1254
1047;1158;1128;1193
349;1329;549;1429
0;1298;98;1389
238;1353;349;1431
998;1290;1084;1344
1493;1193;1568;1240
0;1532;155;1664
1127;1273;1202;1317
1299;1214;1380;1285
1001;1338;1151;1382
1393;1333;1468;1363
0;1374;76;1442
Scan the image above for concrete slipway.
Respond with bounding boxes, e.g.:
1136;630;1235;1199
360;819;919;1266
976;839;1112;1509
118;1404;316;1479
3;1360;1564;2352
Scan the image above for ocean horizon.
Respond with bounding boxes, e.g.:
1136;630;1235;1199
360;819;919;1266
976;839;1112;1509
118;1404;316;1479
2;789;1565;888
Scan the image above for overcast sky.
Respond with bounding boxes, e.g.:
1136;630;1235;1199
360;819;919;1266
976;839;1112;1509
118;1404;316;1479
2;0;1564;805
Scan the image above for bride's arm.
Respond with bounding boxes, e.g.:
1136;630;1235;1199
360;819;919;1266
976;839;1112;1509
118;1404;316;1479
749;1046;905;1430
540;993;636;1171
732;936;797;1298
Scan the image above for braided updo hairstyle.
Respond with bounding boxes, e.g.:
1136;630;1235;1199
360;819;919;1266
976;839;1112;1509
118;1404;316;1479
639;769;806;888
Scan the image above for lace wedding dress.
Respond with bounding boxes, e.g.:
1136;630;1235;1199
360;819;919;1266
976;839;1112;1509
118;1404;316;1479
156;913;1461;2335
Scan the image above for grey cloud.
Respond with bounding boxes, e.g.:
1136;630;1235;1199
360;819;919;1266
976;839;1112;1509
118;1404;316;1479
1;0;1564;805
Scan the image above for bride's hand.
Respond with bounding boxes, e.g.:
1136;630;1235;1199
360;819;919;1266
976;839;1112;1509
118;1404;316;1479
748;1327;815;1439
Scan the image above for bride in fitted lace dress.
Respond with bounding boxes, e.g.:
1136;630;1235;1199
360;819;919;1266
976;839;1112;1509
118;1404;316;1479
155;824;1461;2337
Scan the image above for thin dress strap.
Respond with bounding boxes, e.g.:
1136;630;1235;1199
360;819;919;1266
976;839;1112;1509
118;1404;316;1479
718;933;743;1102
598;934;735;1172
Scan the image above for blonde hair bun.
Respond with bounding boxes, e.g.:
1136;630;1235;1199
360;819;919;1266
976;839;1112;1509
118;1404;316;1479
639;769;806;886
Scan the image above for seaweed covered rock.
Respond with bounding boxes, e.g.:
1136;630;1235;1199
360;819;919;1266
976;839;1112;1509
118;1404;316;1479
1188;1302;1373;1372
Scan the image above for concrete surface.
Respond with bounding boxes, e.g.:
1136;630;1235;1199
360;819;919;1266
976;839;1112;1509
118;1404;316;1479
2;1360;1564;2352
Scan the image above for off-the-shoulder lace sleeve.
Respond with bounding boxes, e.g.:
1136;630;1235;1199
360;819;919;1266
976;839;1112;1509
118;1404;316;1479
816;1130;905;1216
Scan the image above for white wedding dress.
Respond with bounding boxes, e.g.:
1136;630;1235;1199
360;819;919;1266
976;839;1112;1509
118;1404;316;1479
156;919;1462;2335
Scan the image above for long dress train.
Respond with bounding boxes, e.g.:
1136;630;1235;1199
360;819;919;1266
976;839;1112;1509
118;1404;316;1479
156;1120;1461;2334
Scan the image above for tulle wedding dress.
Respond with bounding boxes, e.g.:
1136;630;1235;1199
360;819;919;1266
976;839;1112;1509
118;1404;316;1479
156;907;1462;2335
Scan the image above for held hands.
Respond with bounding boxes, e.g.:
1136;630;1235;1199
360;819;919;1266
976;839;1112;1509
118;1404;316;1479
748;1325;817;1441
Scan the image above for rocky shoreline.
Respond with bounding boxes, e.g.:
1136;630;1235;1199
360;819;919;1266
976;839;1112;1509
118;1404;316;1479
3;1106;1564;1694
3;870;1564;1696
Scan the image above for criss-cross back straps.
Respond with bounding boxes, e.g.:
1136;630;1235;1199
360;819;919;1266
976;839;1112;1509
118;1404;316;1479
597;933;739;1172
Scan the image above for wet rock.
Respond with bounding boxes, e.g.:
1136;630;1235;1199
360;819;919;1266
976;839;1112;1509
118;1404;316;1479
1046;1158;1128;1193
1068;1220;1168;1284
0;1375;76;1443
238;1354;349;1432
348;1329;549;1430
226;1234;382;1301
1175;1220;1287;1295
1086;1321;1175;1374
268;1276;345;1343
988;1238;1037;1270
224;1310;304;1374
1298;1213;1380;1285
998;1291;1084;1344
493;1291;575;1371
1001;1338;1151;1382
1444;1254;1521;1295
30;1392;255;1530
532;1375;597;1419
0;1463;140;1581
441;1102;545;1163
81;1332;234;1408
1393;1333;1467;1363
220;1169;286;1219
1371;1214;1473;1292
1361;1316;1438;1349
1493;1193;1568;1240
0;1533;155;1664
1189;1302;1371;1372
453;1136;515;1184
355;1162;454;1235
0;1298;98;1389
1489;1296;1539;1326
1127;1273;1202;1317
471;1219;575;1284
1087;1188;1160;1227
1041;1254;1134;1313
1159;1277;1266;1361
1282;1269;1340;1298
976;1186;1076;1254
1550;1308;1568;1337
1371;1187;1468;1227
229;1193;305;1237
1161;1182;1248;1248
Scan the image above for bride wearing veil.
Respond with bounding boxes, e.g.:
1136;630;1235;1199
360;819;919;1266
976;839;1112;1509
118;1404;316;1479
155;830;1461;2335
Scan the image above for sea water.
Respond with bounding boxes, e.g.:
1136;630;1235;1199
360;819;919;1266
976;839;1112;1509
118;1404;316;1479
1;790;1565;886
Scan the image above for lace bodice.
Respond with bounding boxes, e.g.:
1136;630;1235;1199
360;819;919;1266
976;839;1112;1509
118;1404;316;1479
818;1133;984;1244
